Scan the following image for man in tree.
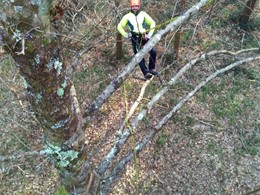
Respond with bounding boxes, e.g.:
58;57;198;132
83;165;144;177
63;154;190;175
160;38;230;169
117;0;158;79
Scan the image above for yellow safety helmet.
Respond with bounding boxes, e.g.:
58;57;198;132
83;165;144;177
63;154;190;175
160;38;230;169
130;0;140;7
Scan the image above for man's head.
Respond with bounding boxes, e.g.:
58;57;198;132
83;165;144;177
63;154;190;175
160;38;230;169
130;0;140;12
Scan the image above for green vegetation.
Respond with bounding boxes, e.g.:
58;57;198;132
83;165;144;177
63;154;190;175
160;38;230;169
206;140;223;156
181;30;193;46
240;132;260;156
201;40;222;51
198;72;257;125
197;69;259;158
156;133;169;147
147;82;160;96
183;127;201;140
55;186;69;195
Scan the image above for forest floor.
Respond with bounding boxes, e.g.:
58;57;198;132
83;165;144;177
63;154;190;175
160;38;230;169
0;0;260;195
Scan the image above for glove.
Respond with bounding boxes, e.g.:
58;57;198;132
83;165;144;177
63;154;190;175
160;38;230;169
143;33;151;41
126;32;132;39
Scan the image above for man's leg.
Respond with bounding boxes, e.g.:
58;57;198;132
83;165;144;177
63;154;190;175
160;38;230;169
131;36;149;77
148;47;158;75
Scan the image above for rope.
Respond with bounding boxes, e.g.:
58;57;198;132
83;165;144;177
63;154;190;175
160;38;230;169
144;13;181;33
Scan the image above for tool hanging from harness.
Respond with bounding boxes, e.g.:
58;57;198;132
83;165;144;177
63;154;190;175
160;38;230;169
131;32;148;50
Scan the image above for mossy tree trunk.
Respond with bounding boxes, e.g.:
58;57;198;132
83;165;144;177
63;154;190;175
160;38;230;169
0;1;91;193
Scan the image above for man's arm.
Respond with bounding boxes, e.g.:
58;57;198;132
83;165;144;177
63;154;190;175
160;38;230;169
144;13;156;38
117;15;129;38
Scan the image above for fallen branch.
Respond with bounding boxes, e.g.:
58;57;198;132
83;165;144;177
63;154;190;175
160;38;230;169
96;78;151;175
100;55;260;193
96;47;258;177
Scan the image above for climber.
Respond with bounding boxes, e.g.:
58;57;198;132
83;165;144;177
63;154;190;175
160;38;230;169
117;0;158;79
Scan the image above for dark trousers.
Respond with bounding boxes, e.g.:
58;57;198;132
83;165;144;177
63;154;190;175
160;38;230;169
131;33;157;76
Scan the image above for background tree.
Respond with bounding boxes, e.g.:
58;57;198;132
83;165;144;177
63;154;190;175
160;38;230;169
173;0;186;60
239;0;258;29
115;0;123;59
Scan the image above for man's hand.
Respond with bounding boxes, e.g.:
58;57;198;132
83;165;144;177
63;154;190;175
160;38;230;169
127;32;132;39
143;33;151;41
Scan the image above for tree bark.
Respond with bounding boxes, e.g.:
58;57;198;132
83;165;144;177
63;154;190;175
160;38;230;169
0;1;87;193
173;28;182;60
116;32;123;59
239;0;257;29
173;0;186;60
115;0;123;60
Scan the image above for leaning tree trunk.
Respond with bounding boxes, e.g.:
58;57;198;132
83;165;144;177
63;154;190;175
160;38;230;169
239;0;257;29
0;1;92;193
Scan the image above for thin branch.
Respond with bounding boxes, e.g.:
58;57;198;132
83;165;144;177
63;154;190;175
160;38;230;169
124;79;152;128
180;113;225;130
0;151;40;162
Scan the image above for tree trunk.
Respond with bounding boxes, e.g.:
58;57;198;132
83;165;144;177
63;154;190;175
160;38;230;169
239;0;257;29
173;29;182;60
116;33;123;59
0;1;90;193
115;0;123;60
173;0;186;60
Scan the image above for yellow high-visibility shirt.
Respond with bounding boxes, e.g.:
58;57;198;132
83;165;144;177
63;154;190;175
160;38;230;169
117;11;156;38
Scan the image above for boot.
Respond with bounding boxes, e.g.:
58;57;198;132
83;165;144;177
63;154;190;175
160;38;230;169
149;69;159;76
144;73;153;80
